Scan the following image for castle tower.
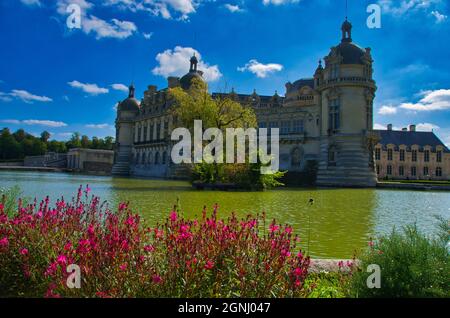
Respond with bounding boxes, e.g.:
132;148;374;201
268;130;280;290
112;84;140;176
315;19;378;187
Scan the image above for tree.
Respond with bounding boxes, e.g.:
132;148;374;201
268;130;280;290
0;128;23;159
66;132;81;149
40;131;51;143
81;135;91;148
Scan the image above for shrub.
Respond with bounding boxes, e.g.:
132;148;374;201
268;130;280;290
349;221;450;298
0;186;310;298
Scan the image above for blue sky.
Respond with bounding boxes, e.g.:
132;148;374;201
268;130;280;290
0;0;449;146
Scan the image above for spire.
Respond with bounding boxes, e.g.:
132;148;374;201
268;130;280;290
128;83;135;98
189;53;198;72
341;18;352;42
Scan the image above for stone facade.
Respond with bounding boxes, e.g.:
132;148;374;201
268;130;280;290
67;148;114;174
375;125;450;181
113;19;379;186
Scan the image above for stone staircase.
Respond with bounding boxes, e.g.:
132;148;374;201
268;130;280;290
112;151;131;176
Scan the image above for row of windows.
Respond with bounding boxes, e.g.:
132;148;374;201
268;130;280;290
376;149;443;163
133;151;168;165
259;120;305;134
377;165;443;177
135;122;169;142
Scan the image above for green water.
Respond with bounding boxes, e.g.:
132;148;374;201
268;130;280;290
1;171;449;258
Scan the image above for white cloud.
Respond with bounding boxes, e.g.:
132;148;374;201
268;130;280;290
20;0;41;6
224;4;243;12
378;0;441;15
399;89;450;111
0;92;13;102
416;122;440;131
6;90;53;103
237;59;283;78
56;0;137;39
85;123;111;129
152;46;222;82
431;10;447;23
262;0;300;5
143;32;153;40
68;80;109;95
102;0;198;20
0;119;67;127
82;16;138;39
111;83;129;92
378;105;398;115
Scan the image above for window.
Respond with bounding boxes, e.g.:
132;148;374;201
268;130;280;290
164;121;169;138
412;150;417;162
162;151;167;165
375;148;381;160
268;121;278;135
399;166;404;176
436;167;442;177
150;124;154;140
424;150;430;162
292;120;304;133
387;165;392;175
387;149;393;161
330;64;339;79
148;152;152;164
423;166;429;176
328;147;337;166
437;151;442;163
411;166;417;177
280;121;291;135
259;122;267;129
328;98;340;131
154;152;160;164
376;165;380;174
143;125;147;141
156;123;161;140
400;149;405;162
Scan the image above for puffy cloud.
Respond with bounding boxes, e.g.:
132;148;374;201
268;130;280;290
378;105;398;115
152;46;222;82
68;80;109;95
399;89;450;111
56;0;137;39
378;0;441;15
0;119;67;127
4;90;53;103
416;122;440;131
431;10;447;23
237;59;283;78
143;32;153;40
262;0;300;5
224;4;243;12
111;83;129;92
102;0;198;20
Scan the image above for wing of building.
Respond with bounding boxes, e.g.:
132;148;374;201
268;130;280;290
113;19;448;186
374;125;450;180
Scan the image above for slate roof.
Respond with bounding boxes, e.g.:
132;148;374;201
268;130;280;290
375;129;449;152
291;78;315;90
335;41;366;65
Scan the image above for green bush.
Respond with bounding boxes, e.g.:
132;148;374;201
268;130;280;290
349;220;449;298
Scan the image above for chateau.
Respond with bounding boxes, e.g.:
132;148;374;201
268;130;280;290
113;19;449;185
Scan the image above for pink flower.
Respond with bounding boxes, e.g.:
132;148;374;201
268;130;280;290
119;263;127;271
45;262;58;277
20;248;29;256
85;185;91;195
204;260;214;270
0;237;9;248
293;267;303;276
57;254;67;266
368;241;375;248
169;211;177;222
144;245;155;252
152;275;162;284
64;241;72;252
0;203;4;212
285;227;293;234
269;223;279;233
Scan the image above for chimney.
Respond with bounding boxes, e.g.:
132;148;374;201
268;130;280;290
387;124;393;131
167;77;180;88
409;124;416;132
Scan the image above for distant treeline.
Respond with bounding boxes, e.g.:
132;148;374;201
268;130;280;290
0;128;115;160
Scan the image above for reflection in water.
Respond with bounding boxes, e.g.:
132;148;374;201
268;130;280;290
1;171;449;258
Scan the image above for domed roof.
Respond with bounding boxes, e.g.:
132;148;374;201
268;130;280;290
180;71;205;90
118;84;140;112
335;41;365;65
179;54;205;90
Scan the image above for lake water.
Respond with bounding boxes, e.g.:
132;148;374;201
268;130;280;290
1;170;449;259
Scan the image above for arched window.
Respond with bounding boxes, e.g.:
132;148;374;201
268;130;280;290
155;152;160;164
162;151;167;164
436;167;442;177
147;152;152;165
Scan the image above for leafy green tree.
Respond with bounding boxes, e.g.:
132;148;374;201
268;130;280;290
66;132;81;149
0;128;23;159
81;135;91;148
40;131;51;143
